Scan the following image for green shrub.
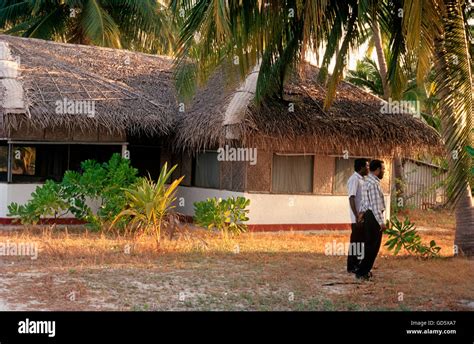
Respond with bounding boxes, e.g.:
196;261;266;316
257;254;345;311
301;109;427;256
193;196;250;236
8;180;69;224
111;163;183;246
384;217;441;258
8;153;138;230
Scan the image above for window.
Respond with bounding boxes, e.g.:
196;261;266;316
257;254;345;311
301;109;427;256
0;145;7;182
68;145;121;171
124;134;162;180
2;144;121;183
128;145;161;180
334;158;356;194
272;154;314;193
10;144;64;183
192;151;220;188
35;145;69;182
12;146;36;176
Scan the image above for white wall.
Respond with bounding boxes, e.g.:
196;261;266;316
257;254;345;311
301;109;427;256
176;186;391;225
0;184;9;217
246;193;350;224
0;184;43;217
0;184;391;225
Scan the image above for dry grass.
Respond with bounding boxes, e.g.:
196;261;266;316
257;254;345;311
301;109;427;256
400;208;455;231
0;213;472;311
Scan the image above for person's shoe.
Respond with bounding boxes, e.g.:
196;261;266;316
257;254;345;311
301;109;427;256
347;268;358;274
355;273;371;281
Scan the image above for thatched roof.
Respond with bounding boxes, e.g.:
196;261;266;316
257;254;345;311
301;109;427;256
175;63;443;157
0;35;442;156
0;35;177;136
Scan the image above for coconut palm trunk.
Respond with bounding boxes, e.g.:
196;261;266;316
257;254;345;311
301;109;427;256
371;19;390;100
370;7;405;204
454;185;474;255
433;0;473;256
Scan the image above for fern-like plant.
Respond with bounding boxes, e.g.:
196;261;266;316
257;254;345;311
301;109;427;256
111;163;183;247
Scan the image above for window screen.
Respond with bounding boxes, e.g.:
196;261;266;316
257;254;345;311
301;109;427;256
0;145;7;182
272;155;314;193
193;152;220;189
334;158;355;194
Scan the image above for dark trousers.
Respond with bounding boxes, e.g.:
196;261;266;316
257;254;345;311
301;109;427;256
356;210;383;276
347;222;365;272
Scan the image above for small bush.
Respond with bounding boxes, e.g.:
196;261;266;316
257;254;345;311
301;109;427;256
8;180;69;224
111;163;184;246
193;196;250;237
384;217;441;258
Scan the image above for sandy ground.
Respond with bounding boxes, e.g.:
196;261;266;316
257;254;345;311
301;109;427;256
0;216;472;311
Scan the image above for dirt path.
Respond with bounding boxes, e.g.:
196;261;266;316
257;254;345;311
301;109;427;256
0;262;14;311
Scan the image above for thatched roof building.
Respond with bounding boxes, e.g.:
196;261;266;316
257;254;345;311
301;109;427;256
0;35;177;137
170;63;444;230
0;35;445;230
175;64;442;157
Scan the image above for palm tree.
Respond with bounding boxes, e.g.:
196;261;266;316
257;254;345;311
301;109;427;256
0;0;174;54
347;57;385;97
360;0;410;202
348;58;441;130
172;0;473;255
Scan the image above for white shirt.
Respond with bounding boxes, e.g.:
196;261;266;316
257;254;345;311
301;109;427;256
347;172;365;224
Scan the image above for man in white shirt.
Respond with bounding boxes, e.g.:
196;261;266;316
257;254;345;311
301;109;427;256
357;159;386;280
346;158;369;273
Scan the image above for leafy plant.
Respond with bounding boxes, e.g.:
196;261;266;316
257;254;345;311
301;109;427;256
193;197;250;237
384;217;441;258
111;163;184;246
467;145;474;176
8;153;138;230
0;0;174;54
8;180;69;224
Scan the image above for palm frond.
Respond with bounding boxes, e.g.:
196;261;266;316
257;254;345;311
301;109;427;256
346;57;384;95
324;0;360;109
80;0;121;47
434;0;473;205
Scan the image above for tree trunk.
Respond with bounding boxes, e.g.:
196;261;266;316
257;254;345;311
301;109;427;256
431;2;473;256
371;15;404;203
393;156;405;206
454;184;474;256
371;19;390;100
